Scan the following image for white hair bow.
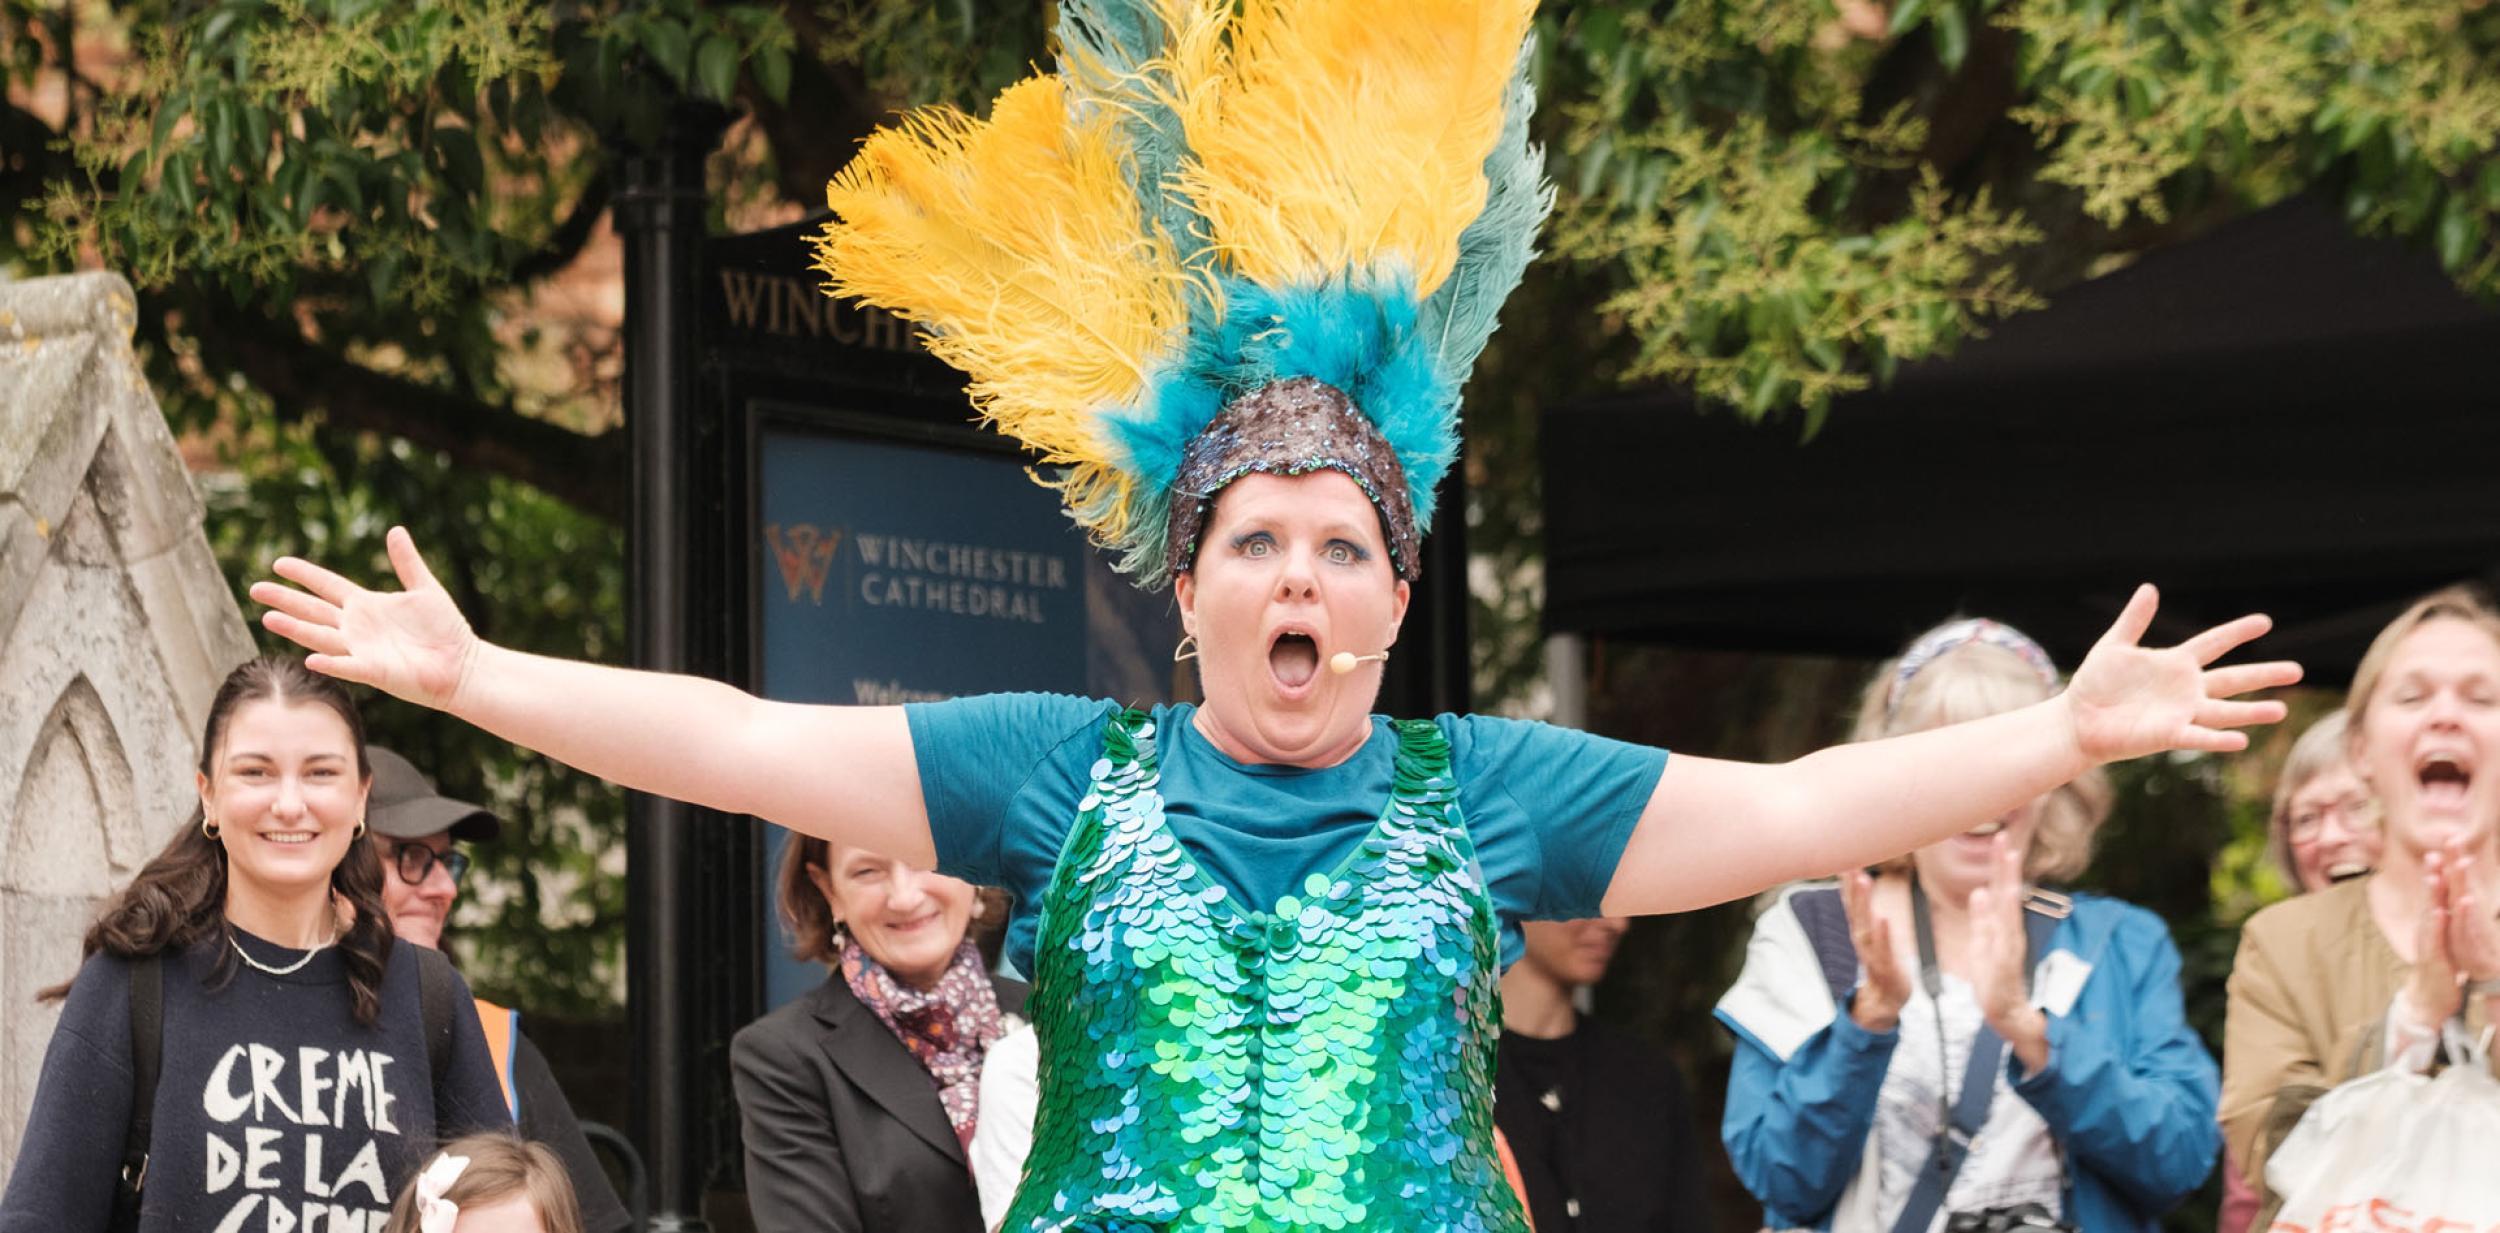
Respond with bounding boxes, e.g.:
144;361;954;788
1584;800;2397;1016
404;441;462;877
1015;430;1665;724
415;1152;470;1233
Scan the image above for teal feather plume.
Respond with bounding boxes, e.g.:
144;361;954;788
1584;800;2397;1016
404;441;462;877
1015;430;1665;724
1055;0;1214;275
1419;40;1552;390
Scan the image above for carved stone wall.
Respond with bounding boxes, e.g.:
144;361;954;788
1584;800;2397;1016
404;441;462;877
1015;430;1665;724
0;272;254;1183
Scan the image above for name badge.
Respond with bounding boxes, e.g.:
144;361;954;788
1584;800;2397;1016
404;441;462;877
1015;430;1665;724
2032;949;2093;1017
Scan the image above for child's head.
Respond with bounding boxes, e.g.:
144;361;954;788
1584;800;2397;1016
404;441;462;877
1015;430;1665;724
383;1134;583;1233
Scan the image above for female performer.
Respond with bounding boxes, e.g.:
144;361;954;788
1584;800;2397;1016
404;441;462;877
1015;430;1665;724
253;2;2296;1227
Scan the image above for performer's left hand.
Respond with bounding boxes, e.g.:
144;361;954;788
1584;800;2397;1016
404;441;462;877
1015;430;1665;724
2062;584;2299;764
1967;835;2050;1072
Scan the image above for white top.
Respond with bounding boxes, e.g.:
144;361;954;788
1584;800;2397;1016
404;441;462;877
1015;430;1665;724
969;1022;1040;1232
1873;973;2065;1233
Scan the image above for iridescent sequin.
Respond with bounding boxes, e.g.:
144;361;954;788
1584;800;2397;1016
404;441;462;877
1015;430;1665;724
1166;377;1423;583
1003;712;1526;1232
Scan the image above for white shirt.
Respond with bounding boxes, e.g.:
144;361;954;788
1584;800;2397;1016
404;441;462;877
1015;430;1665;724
968;1022;1040;1232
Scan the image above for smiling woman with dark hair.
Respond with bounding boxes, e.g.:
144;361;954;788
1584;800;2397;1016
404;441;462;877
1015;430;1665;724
0;657;509;1233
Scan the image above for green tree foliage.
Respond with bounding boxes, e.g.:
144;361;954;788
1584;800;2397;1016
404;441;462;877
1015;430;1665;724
2;0;1036;1013
1539;0;2500;424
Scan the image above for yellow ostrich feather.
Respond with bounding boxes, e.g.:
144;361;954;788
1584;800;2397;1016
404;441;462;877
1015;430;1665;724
812;75;1191;547
1169;0;1536;297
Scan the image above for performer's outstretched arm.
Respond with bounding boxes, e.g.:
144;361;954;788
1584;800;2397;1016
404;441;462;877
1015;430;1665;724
253;527;938;866
1599;584;2298;917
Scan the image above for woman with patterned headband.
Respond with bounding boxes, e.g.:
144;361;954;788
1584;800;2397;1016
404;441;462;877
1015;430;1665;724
252;3;2297;1228
1717;620;2220;1233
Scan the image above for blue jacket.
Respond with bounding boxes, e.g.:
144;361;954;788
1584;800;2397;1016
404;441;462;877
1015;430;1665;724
1715;889;2220;1233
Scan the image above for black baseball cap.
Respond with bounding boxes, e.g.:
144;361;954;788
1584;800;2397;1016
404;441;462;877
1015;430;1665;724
365;747;501;842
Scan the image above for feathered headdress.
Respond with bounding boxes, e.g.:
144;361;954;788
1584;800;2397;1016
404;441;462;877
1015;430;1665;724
812;0;1550;589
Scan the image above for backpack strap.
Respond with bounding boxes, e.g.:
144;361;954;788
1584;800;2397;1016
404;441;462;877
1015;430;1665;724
112;955;164;1233
1888;889;2071;1233
1786;886;1860;1008
415;945;455;1098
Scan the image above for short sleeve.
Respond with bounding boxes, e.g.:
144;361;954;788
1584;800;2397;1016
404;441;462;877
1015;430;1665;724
905;693;1114;885
1447;715;1667;921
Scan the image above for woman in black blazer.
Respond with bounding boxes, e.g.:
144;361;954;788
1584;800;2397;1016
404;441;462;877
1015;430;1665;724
733;833;1024;1233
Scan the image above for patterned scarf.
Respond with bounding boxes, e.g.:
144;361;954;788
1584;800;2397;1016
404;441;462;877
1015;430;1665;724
839;937;1006;1145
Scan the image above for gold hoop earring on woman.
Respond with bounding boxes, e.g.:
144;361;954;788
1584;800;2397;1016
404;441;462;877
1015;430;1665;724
201;815;220;841
354;817;367;840
1174;633;1199;663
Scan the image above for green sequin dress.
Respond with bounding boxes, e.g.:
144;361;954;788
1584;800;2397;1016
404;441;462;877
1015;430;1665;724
1002;710;1531;1232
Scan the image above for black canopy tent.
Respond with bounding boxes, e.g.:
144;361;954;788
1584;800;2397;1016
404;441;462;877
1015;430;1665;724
1542;195;2500;684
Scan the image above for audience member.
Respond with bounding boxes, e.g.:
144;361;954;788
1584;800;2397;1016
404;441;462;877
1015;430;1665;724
0;657;507;1233
380;1134;584;1233
2266;710;2381;894
733;835;1023;1233
2223;586;2500;1225
2216;709;2379;1233
365;746;633;1233
1717;620;2219;1233
1497;916;1713;1233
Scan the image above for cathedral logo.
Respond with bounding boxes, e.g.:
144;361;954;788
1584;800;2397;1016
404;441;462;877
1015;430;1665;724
765;524;844;604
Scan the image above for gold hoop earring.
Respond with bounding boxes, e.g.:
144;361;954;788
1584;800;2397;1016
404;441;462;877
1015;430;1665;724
353;817;367;840
1174;633;1199;663
201;815;220;841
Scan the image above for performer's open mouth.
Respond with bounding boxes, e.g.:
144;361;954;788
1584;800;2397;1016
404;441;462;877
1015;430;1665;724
1269;630;1321;691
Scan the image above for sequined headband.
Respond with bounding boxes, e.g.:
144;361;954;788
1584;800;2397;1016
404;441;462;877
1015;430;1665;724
1886;618;2061;722
1165;378;1421;582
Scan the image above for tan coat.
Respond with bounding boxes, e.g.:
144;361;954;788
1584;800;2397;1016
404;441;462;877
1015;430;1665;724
2221;875;2496;1223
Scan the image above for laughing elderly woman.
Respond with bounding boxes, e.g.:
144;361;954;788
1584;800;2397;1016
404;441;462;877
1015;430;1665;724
252;4;2296;1229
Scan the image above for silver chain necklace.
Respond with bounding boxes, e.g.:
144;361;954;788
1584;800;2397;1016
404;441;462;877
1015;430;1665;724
229;929;337;977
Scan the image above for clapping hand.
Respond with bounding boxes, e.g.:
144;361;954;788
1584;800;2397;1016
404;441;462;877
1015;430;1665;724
2407;838;2500;1025
2062;585;2301;764
249;527;479;711
1967;836;2052;1070
1841;869;1912;1032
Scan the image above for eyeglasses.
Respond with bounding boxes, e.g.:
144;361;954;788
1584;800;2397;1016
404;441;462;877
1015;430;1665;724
390;843;472;887
2288;795;2378;842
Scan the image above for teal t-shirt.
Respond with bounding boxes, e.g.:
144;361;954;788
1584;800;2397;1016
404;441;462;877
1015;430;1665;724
905;693;1670;974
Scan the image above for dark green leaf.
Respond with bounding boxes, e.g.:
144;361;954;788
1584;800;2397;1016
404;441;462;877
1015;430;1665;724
756;42;791;105
2436;194;2481;270
210;96;236;173
1742;362;1784;417
152;91;187;156
1888;0;1932;39
695;34;736;103
242;105;270;175
369;249;400;301
437;125;485;192
1935;5;1969;71
637;17;691;83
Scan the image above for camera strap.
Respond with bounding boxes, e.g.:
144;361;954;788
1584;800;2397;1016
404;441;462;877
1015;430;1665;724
1890;871;2061;1233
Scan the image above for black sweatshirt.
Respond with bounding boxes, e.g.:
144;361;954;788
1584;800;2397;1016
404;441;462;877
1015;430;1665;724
0;930;510;1233
1495;1018;1716;1233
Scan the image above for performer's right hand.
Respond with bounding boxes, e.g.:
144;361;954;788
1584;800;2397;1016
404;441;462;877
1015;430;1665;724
251;525;479;712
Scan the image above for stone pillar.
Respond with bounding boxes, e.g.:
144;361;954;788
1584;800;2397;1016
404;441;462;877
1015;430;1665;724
0;272;254;1184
